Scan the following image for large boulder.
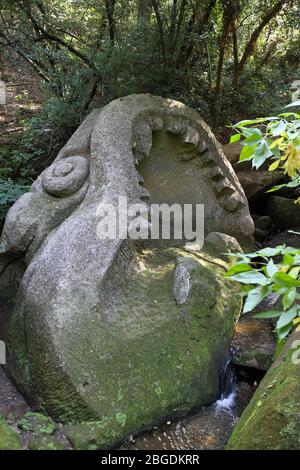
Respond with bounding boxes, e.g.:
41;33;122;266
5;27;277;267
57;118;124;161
0;94;252;448
266;196;300;230
227;331;300;450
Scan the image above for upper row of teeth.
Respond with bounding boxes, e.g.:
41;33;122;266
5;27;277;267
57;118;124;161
133;114;244;212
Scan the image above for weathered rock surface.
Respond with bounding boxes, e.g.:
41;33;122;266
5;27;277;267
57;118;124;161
231;311;276;371
204;232;242;260
237;171;283;201
266;196;300;229
227;331;300;450
0;94;252;448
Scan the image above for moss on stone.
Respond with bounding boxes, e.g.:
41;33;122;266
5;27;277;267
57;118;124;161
9;247;241;448
18;412;56;435
0;417;21;450
28;435;65;451
227;333;300;450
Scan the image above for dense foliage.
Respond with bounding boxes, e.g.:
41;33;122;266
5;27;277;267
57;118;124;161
227;107;300;348
1;1;299;127
230;106;300;198
0;0;299;219
226;245;300;349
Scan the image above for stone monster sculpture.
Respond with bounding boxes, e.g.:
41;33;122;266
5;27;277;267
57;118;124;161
0;95;254;448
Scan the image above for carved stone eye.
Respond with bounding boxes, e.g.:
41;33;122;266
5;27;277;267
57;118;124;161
42;156;89;197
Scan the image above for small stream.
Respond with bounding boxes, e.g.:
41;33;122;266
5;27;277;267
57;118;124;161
122;352;255;450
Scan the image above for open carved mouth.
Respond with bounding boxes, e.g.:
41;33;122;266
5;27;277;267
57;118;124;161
131;111;245;214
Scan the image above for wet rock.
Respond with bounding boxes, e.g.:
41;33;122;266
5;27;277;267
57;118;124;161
121;382;255;450
0;416;21;450
231;311;276;371
227;331;300;450
266;196;300;229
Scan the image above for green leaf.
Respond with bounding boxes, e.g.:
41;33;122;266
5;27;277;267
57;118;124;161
277;322;293;341
235;117;278;127
289;266;300;279
282;254;294;265
230;133;241;144
252;141;273;169
276;307;297;329
278;112;300;118
256;247;282;257
230;270;270;285
266;184;289;193
285;100;300;109
266;259;278;277
243;285;270;313
282;289;296;310
254;310;282;319
273;272;300;288
239;144;256;162
269;120;286;137
243;128;262;145
226;263;253;276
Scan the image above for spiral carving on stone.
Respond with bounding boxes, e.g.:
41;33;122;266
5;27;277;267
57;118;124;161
42;156;89;197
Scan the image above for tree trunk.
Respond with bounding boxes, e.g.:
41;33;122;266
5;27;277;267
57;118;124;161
151;0;167;65
233;0;288;88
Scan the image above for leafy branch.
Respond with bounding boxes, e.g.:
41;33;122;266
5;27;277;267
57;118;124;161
230;103;300;202
226;245;300;348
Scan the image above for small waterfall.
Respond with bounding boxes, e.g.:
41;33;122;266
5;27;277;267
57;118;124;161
215;347;237;410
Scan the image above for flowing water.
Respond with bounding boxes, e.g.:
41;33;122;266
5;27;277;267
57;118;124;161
122;352;255;450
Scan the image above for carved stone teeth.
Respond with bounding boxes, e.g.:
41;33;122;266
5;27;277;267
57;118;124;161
207;166;223;180
222;193;244;212
134;122;153;156
213;178;234;194
183;127;200;148
201;153;214;164
166;116;187;135
150;115;164;131
180;150;199;162
197;140;208;154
